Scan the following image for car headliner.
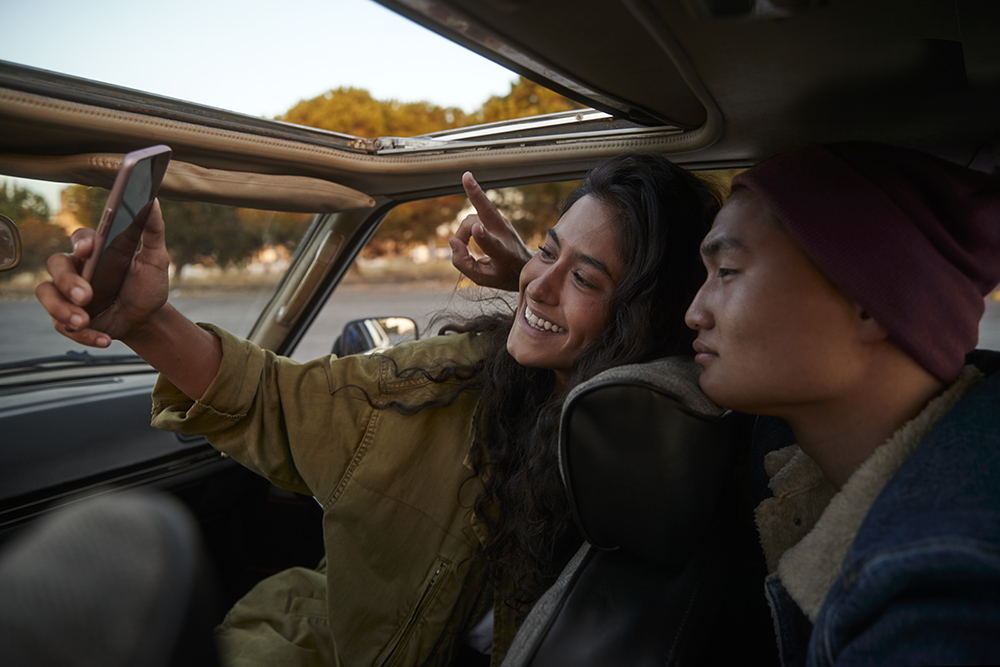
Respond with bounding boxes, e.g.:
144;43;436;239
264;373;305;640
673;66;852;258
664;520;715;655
0;0;998;204
380;0;1000;167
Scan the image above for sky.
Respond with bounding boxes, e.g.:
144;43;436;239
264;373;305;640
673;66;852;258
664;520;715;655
0;0;519;118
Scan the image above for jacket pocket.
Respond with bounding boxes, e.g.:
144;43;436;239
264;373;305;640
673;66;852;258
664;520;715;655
375;557;452;667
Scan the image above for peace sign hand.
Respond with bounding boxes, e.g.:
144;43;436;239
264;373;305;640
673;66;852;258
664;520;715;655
449;172;533;292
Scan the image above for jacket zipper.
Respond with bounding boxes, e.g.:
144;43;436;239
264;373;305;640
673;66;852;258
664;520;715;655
375;558;450;667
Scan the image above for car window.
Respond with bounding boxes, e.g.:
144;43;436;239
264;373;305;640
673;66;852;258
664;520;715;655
0;176;313;367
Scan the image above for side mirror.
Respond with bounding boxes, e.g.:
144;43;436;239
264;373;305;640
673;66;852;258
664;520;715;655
331;316;419;357
0;214;22;272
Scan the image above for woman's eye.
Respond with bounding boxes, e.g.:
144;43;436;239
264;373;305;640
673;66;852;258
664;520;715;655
573;271;595;289
718;267;736;278
538;245;555;260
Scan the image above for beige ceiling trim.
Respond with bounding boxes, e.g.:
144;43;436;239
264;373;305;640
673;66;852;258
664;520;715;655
0;152;375;213
0;86;716;196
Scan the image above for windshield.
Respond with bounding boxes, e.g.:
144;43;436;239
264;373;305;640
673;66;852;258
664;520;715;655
1;176;312;367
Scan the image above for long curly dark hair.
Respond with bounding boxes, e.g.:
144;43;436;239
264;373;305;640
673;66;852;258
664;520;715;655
428;152;723;604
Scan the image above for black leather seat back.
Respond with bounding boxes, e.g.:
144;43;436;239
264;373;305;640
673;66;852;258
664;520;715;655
502;356;753;667
562;382;740;570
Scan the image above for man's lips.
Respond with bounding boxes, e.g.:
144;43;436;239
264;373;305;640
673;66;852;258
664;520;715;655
692;339;717;362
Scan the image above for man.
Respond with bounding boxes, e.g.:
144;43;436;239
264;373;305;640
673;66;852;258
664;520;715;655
683;142;1000;665
453;143;1000;665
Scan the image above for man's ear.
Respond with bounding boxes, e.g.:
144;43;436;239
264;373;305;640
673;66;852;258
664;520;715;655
855;304;890;343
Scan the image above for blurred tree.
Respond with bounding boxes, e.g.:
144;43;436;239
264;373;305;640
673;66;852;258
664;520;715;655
0;182;49;221
39;184;289;274
237;208;314;253
281;78;584;255
475;77;584;124
469;78;586;243
488;180;582;246
159;200;259;271
63;184;106;230
374;194;467;255
281;87;467;138
0;182;64;273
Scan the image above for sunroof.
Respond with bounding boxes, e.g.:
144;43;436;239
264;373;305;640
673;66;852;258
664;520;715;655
0;0;549;135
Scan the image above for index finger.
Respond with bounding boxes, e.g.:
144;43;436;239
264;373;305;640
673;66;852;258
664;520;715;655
462;172;504;225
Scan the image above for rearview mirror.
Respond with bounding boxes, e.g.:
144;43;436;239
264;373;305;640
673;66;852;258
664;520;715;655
0;214;22;272
332;317;419;357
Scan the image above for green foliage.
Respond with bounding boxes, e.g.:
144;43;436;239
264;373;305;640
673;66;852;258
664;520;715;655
0;183;49;221
372;194;467;254
490;181;582;245
281;87;468;138
475;78;584;124
236;208;314;253
0;182;64;273
158;200;261;270
280;77;581;140
282;77;585;254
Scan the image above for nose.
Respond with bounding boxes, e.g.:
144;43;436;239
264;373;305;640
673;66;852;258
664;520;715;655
684;285;713;331
525;262;561;305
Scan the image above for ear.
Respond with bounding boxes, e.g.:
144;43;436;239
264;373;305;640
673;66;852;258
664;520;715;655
854;304;890;343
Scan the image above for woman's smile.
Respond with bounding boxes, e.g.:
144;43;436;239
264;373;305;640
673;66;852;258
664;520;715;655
523;305;566;334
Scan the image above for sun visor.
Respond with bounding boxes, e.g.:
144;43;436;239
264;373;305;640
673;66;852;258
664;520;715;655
0;153;375;214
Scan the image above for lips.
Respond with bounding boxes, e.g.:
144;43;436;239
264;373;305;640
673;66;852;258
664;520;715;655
692;339;717;363
692;340;714;355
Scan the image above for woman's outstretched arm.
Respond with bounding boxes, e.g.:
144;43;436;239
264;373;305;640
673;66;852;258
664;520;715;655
35;200;221;400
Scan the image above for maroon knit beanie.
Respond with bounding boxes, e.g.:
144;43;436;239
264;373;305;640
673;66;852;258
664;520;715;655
732;142;1000;381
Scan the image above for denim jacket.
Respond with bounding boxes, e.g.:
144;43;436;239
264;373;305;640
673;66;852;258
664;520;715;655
762;353;1000;666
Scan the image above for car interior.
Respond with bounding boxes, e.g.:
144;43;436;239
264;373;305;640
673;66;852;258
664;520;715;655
1;0;998;664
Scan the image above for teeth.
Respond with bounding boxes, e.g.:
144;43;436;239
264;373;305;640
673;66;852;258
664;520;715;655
525;306;565;334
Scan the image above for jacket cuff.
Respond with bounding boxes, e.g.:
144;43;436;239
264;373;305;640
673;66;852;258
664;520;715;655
150;323;262;433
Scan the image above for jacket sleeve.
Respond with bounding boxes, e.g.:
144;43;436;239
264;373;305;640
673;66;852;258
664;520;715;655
813;536;1000;666
151;324;487;502
151;324;386;498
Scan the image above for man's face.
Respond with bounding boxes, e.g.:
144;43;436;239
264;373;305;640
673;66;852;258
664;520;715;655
684;189;868;415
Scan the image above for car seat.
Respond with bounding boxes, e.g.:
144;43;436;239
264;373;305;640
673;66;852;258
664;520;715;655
501;356;774;667
0;489;222;667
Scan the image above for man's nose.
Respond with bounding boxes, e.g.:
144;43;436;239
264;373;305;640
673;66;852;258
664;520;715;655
684;287;713;331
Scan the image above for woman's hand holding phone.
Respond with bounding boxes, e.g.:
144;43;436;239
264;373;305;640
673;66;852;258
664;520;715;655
37;200;171;348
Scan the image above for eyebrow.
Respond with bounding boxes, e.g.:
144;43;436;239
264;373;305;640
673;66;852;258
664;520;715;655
548;228;615;281
700;234;747;259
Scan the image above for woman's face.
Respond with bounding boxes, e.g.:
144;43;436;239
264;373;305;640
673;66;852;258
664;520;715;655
507;194;623;389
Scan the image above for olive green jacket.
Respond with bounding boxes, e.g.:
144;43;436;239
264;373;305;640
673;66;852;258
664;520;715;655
151;325;518;667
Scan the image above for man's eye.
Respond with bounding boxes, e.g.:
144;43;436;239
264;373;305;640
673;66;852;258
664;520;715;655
538;245;555;260
718;268;736;278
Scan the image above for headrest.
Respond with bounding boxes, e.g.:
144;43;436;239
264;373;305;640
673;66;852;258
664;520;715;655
559;356;743;571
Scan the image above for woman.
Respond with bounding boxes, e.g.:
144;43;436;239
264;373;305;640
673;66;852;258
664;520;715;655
37;152;721;667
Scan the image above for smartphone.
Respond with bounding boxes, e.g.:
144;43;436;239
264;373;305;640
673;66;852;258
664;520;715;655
81;145;171;317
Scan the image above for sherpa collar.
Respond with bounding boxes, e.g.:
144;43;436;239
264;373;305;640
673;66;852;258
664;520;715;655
754;365;984;622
